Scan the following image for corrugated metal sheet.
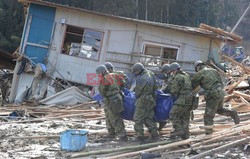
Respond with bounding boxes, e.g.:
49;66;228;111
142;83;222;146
18;0;236;43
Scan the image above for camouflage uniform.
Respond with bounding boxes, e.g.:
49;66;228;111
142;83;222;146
162;75;173;94
113;70;131;89
169;70;192;139
99;72;126;138
0;89;2;106
134;69;159;138
192;65;239;134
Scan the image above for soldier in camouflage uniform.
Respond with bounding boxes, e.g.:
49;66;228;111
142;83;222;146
192;61;240;134
105;62;131;89
169;62;193;139
161;64;173;94
157;64;172;131
0;89;2;106
96;65;128;141
132;63;159;142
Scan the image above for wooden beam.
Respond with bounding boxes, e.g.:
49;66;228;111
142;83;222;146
226;77;246;94
190;137;250;159
200;23;243;42
222;55;250;73
233;91;250;101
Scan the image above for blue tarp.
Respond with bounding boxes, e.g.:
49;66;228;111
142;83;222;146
93;89;174;122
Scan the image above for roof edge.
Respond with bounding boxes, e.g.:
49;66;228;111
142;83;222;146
18;0;238;43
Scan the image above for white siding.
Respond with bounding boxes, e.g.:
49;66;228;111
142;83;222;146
42;7;221;84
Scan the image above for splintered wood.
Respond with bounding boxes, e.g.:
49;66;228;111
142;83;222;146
1;56;250;158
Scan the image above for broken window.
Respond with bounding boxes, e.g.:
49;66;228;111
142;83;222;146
62;25;103;61
143;43;178;66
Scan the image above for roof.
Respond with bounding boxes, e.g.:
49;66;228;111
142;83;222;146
0;49;16;70
19;0;237;43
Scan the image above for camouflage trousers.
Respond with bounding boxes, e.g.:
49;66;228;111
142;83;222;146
133;95;158;137
205;89;233;126
104;108;126;137
0;89;2;106
104;95;126;137
170;104;192;136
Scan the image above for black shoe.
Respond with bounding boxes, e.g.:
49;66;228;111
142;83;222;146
230;110;240;124
103;134;115;140
119;136;128;142
181;134;189;140
170;130;183;139
205;129;213;135
150;136;160;143
158;121;167;131
135;136;146;144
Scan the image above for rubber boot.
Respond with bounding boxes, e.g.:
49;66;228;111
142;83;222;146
229;110;240;124
205;128;213;135
119;135;128;142
158;121;167;131
135;136;146;144
181;133;190;140
170;130;183;140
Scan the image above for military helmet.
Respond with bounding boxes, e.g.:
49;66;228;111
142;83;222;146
96;65;107;74
132;63;144;73
161;64;170;73
194;60;204;68
104;62;113;70
169;62;181;72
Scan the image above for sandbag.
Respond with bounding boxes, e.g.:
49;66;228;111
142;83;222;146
93;89;174;122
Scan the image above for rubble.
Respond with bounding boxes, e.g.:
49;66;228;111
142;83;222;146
1;55;250;159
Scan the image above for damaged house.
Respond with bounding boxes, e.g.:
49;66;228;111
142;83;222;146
9;0;238;103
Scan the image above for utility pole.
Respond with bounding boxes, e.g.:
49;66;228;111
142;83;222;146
136;0;138;19
145;0;148;20
231;3;250;34
220;3;250;50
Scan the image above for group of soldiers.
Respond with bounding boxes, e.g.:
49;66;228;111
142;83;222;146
95;60;240;143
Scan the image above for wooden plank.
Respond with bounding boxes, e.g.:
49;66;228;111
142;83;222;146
200;23;243;42
4;135;59;140
226;77;246;94
240;96;249;104
233;91;250;101
222;54;250;73
190;137;250;159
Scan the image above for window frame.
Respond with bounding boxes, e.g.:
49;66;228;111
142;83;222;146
142;41;180;66
60;24;104;62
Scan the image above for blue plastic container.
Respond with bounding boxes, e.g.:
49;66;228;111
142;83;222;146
60;129;88;152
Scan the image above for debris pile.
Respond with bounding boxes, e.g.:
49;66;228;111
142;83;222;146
1;56;250;159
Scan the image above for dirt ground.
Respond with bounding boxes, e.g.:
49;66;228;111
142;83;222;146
1;115;250;159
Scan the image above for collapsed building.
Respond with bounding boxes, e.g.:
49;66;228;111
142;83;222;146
9;0;240;104
2;1;250;159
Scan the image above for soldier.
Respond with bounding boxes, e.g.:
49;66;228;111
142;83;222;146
104;62;131;89
0;89;2;106
168;62;193;139
161;64;173;94
192;61;240;135
96;65;128;141
157;64;172;131
132;63;159;143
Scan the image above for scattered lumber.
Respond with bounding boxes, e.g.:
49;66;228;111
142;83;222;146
190;137;250;159
222;54;250;73
3;135;59;140
71;139;176;158
233;91;250;101
226;76;246;94
104;139;192;159
200;23;243;42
